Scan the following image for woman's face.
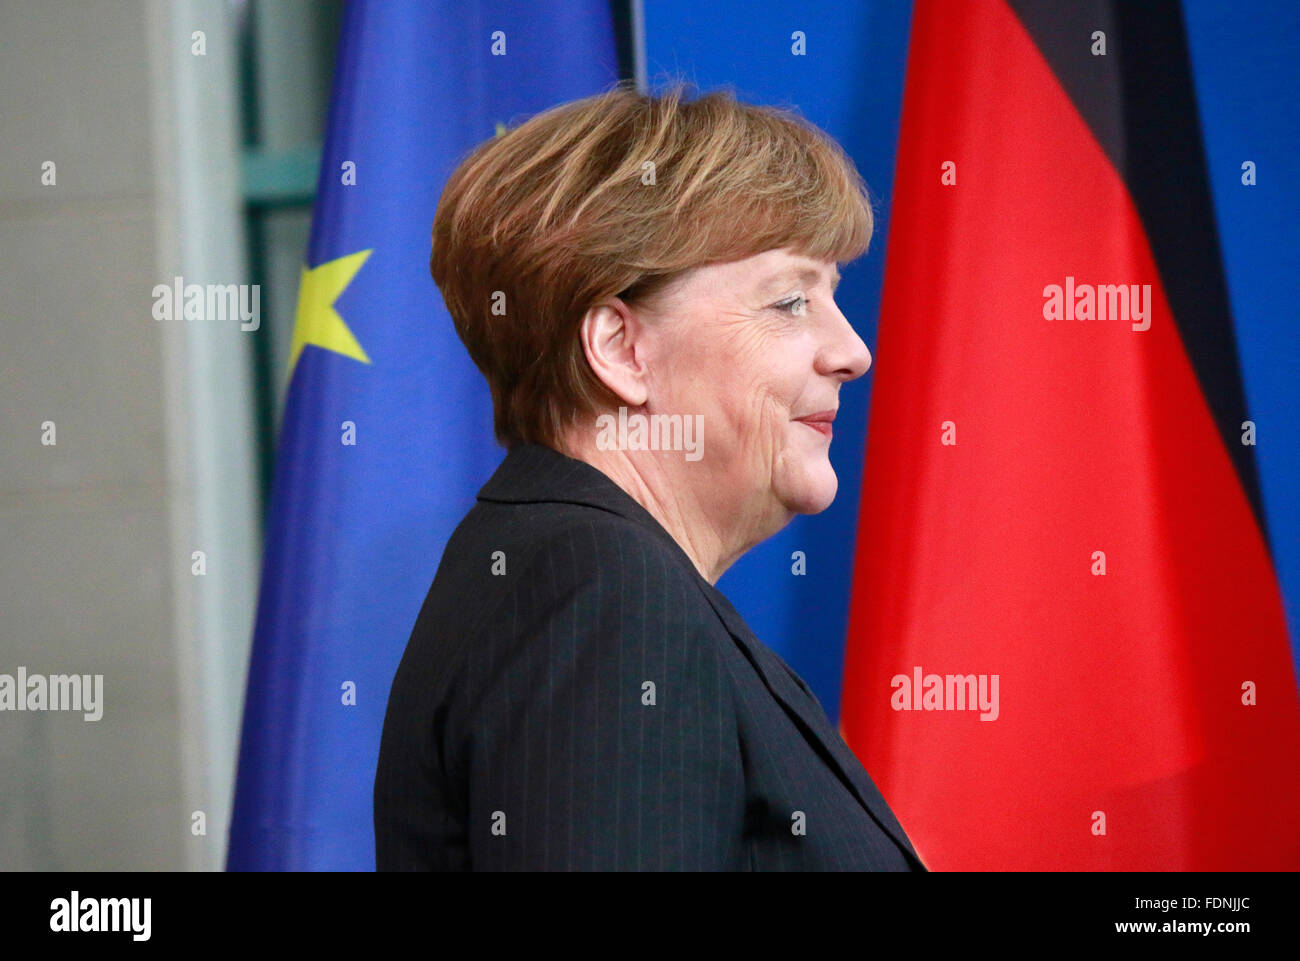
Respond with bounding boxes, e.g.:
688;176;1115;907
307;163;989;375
638;247;872;536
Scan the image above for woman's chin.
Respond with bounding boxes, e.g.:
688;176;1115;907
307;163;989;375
777;457;839;515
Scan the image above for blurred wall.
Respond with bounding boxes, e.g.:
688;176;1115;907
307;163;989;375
0;0;259;870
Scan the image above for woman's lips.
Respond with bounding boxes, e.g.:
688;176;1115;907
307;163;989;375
795;411;836;438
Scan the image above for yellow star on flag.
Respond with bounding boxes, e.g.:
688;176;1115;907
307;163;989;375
288;249;373;379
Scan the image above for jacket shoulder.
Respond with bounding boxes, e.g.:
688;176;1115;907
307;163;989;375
454;497;702;598
393;498;716;716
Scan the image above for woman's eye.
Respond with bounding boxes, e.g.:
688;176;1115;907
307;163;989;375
774;294;808;316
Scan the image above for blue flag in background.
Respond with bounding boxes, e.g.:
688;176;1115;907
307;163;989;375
228;0;622;870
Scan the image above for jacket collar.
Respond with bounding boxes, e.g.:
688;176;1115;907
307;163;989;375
478;443;925;868
478;442;679;536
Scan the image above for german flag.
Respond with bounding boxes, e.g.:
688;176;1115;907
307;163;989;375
841;0;1300;870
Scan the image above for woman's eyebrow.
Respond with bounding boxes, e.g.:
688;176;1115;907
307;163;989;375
760;266;842;294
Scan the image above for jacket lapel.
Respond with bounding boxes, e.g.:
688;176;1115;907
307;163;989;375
479;445;927;869
695;581;925;868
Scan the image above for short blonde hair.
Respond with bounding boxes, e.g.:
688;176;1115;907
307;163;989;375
430;81;874;448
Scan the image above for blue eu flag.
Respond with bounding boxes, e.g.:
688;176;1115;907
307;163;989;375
228;0;623;870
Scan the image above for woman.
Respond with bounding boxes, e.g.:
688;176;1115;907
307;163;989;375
374;83;925;871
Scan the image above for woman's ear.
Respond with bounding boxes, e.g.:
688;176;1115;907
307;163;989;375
579;297;650;407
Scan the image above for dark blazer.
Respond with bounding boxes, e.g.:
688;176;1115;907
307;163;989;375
374;443;926;871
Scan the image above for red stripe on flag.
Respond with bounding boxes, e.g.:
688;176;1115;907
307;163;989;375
842;0;1300;870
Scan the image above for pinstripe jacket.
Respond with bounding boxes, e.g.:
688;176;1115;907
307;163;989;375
374;442;926;871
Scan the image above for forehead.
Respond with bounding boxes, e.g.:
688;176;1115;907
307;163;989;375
691;249;840;294
746;250;841;292
651;249;840;310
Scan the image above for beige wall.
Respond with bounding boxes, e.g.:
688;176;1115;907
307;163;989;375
0;0;260;870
